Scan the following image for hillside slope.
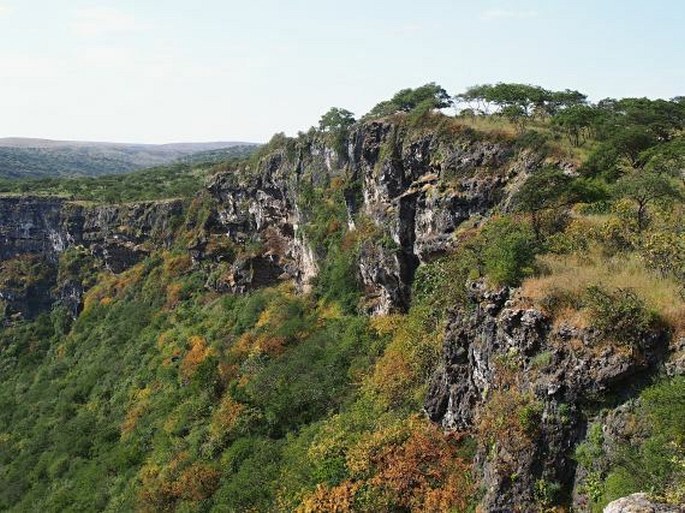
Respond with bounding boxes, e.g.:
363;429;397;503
0;89;683;512
0;138;257;179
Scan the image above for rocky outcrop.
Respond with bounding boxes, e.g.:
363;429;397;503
202;152;319;294
0;196;183;264
0;197;67;260
1;120;556;318
425;280;671;511
604;494;684;513
210;121;548;314
347;121;539;313
0;196;184;319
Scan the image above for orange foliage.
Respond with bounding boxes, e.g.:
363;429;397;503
83;263;145;311
180;335;212;380
138;457;220;511
298;482;361;513
301;416;474;512
138;471;176;513
365;419;473;512
233;331;288;358
326;219;342;236
120;386;153;436
209;395;245;438
164;282;184;309
171;463;221;501
218;361;239;384
163;253;192;278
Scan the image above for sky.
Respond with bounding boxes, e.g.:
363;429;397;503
0;0;683;144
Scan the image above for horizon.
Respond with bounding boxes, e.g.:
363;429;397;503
1;0;683;144
0;136;258;146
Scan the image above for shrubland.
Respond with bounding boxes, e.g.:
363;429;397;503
0;83;683;511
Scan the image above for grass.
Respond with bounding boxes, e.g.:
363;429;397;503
520;249;685;335
455;114;596;164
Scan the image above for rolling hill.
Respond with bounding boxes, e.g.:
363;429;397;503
0;138;258;179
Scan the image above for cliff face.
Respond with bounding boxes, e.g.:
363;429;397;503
348;121;540;313
425;281;673;511
0;121;547;319
0;120;681;512
199;121;545;313
0;196;183;319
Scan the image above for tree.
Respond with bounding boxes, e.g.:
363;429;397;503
512;168;575;239
641;138;685;185
455;83;588;128
480;217;537;286
552;105;599;146
397;83;452;111
319;107;355;132
614;170;683;230
544;89;588;116
501;105;528;131
366;83;452;118
611;126;658;167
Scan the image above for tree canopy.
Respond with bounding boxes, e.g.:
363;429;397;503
319;107;356;132
366;83;452;118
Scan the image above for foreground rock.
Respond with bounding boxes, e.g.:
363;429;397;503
425;280;671;511
604;493;684;513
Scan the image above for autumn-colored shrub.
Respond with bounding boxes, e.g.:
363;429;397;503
171;463;221;501
369;309;441;408
180;335;212;380
300;416;474;512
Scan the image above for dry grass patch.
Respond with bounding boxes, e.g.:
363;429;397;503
520;252;685;336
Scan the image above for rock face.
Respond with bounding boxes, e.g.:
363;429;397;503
203;121;545;313
1;120;553;319
425;280;671;511
347;121;541;314
0;196;183;265
202;153;318;294
604;493;684;513
0;196;184;319
0;197;67;260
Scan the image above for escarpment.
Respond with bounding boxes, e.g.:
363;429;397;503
1;120;547;321
0;197;184;318
2;118;681;512
425;280;677;511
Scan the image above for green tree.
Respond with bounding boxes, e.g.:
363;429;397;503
611;126;658;167
319;107;356;132
614;170;682;230
480;217;538;286
366;82;452;118
641;137;685;185
553;104;599;146
512;168;575;239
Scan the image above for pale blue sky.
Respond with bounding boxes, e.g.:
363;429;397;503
0;0;683;143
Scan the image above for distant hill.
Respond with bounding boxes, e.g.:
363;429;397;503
0;138;258;179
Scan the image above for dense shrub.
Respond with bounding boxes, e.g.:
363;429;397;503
583;285;659;348
480;217;538;286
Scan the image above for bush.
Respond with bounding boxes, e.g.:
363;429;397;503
583;285;659;348
481;217;538;286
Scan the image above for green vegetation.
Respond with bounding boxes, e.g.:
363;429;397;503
365;82;452;119
0;158;248;202
0;82;683;511
0;142;256;180
575;377;685;510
